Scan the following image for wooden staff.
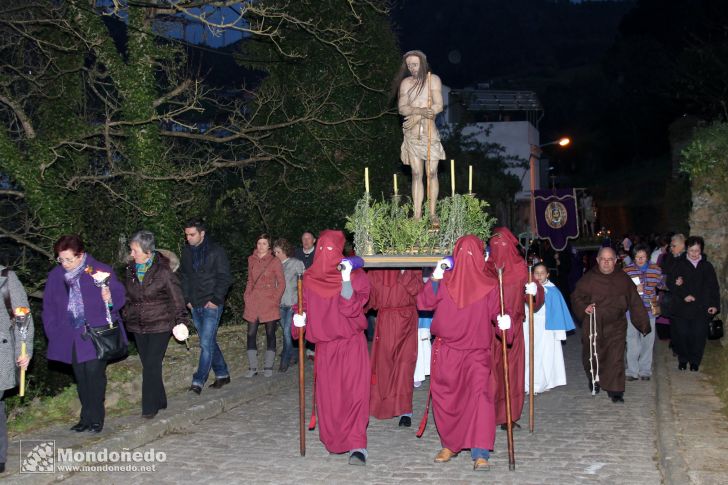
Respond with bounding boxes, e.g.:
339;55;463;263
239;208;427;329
528;266;535;433
497;267;516;471
297;273;305;456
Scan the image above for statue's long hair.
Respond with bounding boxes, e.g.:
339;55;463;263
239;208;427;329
390;50;430;103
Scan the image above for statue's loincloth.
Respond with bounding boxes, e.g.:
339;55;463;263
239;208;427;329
400;127;446;165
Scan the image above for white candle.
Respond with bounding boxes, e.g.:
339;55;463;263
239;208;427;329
450;159;455;196
469;165;473;193
365;167;370;194
394;174;398;195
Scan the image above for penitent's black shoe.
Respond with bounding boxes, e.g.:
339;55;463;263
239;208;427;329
398;416;412;427
500;421;522;431
87;423;103;433
678;362;687;371
690;364;699;372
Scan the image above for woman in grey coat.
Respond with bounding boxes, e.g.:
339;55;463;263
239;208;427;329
0;265;34;474
273;239;305;373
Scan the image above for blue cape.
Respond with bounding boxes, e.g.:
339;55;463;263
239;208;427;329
544;282;576;332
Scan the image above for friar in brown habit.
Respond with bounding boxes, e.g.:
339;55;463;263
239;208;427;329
571;247;650;403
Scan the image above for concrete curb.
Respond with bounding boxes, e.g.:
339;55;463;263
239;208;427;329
5;366;301;484
654;340;692;485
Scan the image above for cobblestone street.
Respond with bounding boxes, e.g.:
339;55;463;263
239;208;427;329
60;331;663;484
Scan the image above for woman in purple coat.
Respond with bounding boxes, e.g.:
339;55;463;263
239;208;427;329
42;235;126;433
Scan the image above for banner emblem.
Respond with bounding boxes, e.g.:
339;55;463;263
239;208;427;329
545;201;568;229
534;189;580;251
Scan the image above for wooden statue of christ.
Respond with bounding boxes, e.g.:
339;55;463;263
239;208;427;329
396;50;446;223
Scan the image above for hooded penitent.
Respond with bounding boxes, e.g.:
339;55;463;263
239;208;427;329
443;235;497;308
304;230;361;298
487;226;545;425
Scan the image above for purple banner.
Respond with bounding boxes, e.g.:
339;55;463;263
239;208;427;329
534;188;580;251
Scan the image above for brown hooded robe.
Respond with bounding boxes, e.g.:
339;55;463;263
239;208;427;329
571;267;650;393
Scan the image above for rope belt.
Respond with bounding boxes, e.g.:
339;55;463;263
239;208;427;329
588;306;600;395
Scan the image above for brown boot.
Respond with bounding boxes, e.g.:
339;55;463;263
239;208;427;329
434;448;457;463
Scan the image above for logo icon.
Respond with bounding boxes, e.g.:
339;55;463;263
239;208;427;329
545;201;568;229
20;440;55;473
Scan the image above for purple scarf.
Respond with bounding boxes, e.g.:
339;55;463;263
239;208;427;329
64;254;88;328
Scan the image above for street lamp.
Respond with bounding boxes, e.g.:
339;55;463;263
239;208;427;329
528;137;571;236
539;137;571;148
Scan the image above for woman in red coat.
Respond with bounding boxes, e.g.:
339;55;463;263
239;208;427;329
243;234;285;377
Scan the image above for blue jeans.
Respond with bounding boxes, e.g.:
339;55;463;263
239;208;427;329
191;305;229;386
471;448;490;460
279;305;294;365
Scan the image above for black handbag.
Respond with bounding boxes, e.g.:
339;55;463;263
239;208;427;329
708;319;724;340
84;321;128;361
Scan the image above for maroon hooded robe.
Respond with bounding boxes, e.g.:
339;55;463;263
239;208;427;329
296;230;371;453
417;235;502;453
486;227;544;425
368;270;423;419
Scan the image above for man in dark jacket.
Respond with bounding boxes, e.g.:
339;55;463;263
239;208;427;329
180;219;234;394
659;233;686;318
294;231;316;269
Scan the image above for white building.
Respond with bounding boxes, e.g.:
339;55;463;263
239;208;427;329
440;84;545;232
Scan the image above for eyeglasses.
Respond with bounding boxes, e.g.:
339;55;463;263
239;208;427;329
56;256;78;264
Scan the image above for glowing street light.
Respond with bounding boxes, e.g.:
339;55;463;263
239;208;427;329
539;137;571;148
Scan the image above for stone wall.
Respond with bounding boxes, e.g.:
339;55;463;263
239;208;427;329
689;179;728;344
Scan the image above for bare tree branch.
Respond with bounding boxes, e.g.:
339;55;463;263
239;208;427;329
0;190;25;198
0;224;53;259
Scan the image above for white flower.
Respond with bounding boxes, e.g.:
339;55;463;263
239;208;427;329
91;271;110;284
173;323;189;341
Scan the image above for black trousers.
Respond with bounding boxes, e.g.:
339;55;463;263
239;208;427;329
671;317;709;366
133;331;171;415
71;346;107;426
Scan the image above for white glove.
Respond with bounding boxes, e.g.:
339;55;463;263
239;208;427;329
293;312;307;328
432;258;450;280
340;260;353;282
525;282;537;296
497;314;512;331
